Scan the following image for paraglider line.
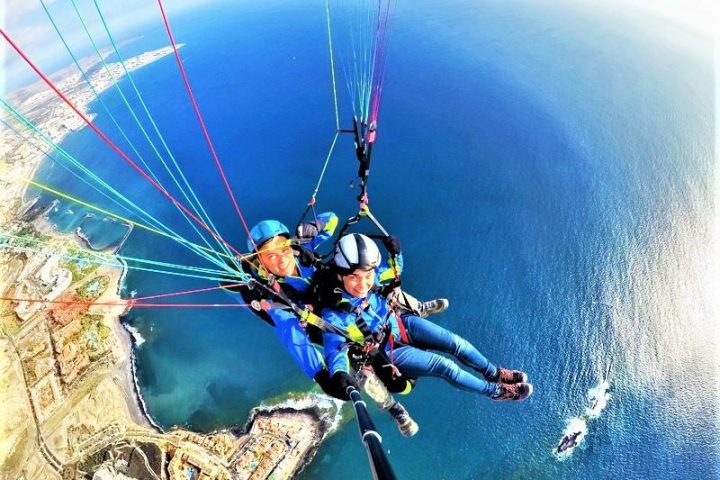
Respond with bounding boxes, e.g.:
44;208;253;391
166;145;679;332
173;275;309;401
0;28;243;258
86;0;238;265
23;177;233;261
325;0;340;131
0;100;232;270
0;297;250;309
0;243;231;283
130;282;246;302
155;0;254;244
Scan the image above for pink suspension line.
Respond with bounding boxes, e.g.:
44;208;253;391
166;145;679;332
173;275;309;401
156;0;254;243
131;282;245;302
0;296;249;309
0;29;243;258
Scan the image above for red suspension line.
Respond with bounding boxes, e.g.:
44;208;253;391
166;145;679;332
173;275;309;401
156;0;254;242
0;29;243;258
0;296;249;309
0;282;246;306
130;303;249;308
131;282;244;301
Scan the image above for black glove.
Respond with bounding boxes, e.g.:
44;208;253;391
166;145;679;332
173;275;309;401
333;371;360;399
383;235;401;256
314;370;359;401
296;222;320;243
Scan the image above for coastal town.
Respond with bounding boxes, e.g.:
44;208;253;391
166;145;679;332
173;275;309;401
1;46;339;480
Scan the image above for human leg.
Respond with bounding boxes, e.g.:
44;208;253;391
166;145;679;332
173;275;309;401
388;289;449;317
356;368;418;437
400;315;498;379
391;345;499;397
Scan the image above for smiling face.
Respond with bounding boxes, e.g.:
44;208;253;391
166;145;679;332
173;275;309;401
340;267;376;298
257;236;297;277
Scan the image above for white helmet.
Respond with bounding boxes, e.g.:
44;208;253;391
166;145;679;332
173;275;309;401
334;233;381;271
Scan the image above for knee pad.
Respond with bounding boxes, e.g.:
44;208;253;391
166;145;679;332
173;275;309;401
398;378;416;395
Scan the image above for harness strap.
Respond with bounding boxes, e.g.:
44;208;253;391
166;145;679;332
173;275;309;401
352;305;375;341
346;300;403;378
394;312;410;344
250;277;364;343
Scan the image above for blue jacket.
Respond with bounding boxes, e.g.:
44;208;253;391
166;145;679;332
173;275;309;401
322;253;404;376
225;212;338;378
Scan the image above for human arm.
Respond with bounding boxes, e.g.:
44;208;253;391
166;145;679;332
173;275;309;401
313;369;359;401
272;308;326;379
322;309;353;376
296;211;339;251
219;265;275;326
377;234;404;285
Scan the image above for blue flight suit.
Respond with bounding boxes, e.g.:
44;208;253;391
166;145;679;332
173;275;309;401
322;251;501;397
224;212;338;378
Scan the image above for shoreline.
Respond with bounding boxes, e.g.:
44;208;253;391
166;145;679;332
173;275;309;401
2;41;185;451
28;205;130;256
1;42;342;479
122;317;164;432
9;42;202;444
85;264;159;431
43;206;157;432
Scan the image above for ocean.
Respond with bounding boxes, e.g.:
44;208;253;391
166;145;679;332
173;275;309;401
28;0;717;478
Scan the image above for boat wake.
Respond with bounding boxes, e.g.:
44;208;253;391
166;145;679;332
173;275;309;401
585;379;611;419
554;361;612;460
554;417;588;461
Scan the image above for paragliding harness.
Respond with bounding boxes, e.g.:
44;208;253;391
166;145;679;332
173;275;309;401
239;260;369;346
227;247;409;392
330;188;408;380
291;103;409;385
337;293;403;381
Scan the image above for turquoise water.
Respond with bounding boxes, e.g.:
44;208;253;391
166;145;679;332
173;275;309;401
29;1;717;478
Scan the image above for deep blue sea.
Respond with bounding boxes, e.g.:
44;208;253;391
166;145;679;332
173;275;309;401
28;0;717;478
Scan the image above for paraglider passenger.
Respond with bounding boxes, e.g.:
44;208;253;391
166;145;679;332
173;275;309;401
321;233;534;402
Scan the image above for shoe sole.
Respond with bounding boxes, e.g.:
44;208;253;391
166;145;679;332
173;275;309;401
399;421;419;437
498;370;529;384
492;382;534;401
520;383;533;400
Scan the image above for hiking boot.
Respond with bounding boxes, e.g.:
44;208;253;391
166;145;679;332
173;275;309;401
388;402;419;437
491;382;533;401
493;367;528;384
419;298;449;317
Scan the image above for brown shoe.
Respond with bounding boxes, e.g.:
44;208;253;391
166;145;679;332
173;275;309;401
491;382;533;401
494;367;528;384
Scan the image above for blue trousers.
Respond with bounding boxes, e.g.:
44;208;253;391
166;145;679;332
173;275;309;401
390;315;499;397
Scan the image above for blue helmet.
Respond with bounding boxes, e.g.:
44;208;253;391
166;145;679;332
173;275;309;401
247;220;290;251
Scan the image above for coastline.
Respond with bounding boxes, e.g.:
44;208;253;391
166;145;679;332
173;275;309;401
87;263;161;432
27;198;158;433
10;42;180;437
120;316;164;431
1;43;341;479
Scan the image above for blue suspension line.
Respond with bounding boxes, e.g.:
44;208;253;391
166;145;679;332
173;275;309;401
0;100;233;271
0;242;232;283
38;0;160;191
90;0;239;267
1;231;230;277
67;0;232;265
